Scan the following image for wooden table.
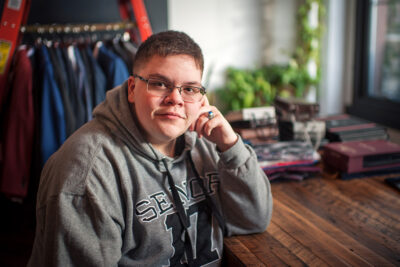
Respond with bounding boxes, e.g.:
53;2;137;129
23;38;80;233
223;174;400;266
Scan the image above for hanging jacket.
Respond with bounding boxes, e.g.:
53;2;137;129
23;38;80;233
61;46;86;130
48;46;76;136
96;43;129;90
84;46;107;107
39;45;66;167
107;38;134;75
71;45;93;122
28;81;273;266
0;46;34;199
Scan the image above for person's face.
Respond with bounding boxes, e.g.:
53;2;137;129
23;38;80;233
127;54;204;145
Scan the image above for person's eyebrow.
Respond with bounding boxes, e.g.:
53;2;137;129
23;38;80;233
148;73;202;86
184;81;202;86
147;73;170;81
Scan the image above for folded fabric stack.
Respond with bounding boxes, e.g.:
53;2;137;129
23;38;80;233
316;113;389;143
225;106;279;145
274;96;327;149
253;141;321;181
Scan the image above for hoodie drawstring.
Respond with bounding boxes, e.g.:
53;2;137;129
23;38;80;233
162;158;194;266
162;154;227;266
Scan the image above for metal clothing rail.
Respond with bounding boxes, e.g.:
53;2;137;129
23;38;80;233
20;21;136;35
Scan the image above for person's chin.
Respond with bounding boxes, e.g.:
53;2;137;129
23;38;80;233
158;126;185;139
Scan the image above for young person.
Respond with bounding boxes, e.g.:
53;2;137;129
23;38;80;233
28;30;273;267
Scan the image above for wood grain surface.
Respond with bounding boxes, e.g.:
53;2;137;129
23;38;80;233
223;174;400;266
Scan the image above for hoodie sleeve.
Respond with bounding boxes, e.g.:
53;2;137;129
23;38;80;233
216;137;273;236
28;187;123;267
28;135;125;267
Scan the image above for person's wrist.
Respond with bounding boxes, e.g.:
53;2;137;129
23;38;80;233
217;134;239;152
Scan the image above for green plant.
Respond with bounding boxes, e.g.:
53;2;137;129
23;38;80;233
215;67;276;113
261;61;314;98
293;0;325;97
216;0;325;112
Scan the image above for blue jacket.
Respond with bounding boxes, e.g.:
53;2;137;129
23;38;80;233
97;44;129;90
40;45;66;166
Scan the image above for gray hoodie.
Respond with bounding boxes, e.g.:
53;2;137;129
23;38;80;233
28;81;273;267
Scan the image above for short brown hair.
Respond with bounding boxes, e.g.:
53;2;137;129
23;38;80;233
132;30;204;74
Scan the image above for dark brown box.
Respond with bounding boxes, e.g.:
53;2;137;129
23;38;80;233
274;96;319;121
323;140;400;173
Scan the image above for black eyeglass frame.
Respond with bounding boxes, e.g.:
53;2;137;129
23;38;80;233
133;74;206;102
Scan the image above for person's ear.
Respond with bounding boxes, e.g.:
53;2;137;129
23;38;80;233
127;76;136;103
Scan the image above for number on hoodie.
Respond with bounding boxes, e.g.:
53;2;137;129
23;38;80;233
166;200;219;266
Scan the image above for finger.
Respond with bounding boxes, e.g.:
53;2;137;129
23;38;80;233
203;111;221;136
203;119;215;136
195;111;214;137
202;95;210;106
190;108;210;132
198;107;211;118
197;96;212;117
191;97;210;132
195;113;209;137
200;109;221;137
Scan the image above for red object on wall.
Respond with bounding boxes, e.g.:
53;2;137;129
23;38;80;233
118;0;152;42
0;0;31;107
130;0;152;41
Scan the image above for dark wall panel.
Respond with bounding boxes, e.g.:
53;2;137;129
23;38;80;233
144;0;168;33
24;0;167;33
27;0;122;24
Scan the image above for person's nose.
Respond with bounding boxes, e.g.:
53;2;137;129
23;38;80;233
164;87;184;105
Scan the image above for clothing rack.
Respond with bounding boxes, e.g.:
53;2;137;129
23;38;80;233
0;0;151;105
20;21;136;35
0;0;153;200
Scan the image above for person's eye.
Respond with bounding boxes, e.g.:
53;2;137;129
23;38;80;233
182;86;198;94
149;80;167;89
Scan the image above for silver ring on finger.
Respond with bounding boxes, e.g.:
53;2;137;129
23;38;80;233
207;111;215;120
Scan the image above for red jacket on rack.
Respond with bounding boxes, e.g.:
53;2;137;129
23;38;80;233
1;46;35;199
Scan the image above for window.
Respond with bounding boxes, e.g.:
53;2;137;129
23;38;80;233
348;0;400;129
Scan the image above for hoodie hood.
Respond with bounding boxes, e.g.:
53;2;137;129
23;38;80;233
92;81;197;164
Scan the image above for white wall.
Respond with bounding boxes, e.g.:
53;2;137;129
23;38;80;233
168;0;299;90
262;0;297;65
168;0;264;90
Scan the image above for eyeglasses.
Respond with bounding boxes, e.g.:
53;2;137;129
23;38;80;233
133;74;206;103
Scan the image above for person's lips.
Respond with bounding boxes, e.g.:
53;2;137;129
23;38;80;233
156;111;186;119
